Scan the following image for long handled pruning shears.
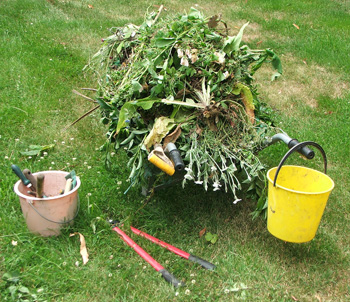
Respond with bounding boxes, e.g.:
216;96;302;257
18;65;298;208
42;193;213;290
109;220;216;287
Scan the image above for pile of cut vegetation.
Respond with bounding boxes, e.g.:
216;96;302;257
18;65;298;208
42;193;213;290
84;7;282;206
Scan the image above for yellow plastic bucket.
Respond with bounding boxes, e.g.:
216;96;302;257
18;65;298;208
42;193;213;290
267;142;334;243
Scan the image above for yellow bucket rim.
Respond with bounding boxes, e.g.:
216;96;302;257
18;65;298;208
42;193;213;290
267;165;335;195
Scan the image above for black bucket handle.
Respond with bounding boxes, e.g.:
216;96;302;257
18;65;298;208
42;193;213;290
273;141;327;187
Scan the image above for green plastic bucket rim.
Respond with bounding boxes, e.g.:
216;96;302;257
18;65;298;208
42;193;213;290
267;165;335;196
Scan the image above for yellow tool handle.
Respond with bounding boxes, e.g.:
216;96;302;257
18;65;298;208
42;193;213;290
148;154;175;176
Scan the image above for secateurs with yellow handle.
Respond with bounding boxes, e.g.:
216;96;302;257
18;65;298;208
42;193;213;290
148;142;185;176
109;220;216;287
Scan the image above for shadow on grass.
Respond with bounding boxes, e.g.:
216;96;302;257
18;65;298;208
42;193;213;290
125;180;346;269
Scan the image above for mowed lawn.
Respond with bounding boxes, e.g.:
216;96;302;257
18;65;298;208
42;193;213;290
0;0;349;301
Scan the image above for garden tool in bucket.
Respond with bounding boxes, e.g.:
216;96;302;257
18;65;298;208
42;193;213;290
13;170;80;237
267;141;334;243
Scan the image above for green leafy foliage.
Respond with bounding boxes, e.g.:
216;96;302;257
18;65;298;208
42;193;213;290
85;7;282;205
2;272;44;301
205;232;218;244
19;144;55;157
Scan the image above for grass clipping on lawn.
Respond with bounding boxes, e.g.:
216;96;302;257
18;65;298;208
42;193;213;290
85;7;282;205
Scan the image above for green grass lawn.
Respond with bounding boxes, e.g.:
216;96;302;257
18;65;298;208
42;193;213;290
1;0;349;301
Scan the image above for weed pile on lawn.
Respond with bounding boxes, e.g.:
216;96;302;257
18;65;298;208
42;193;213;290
85;7;282;204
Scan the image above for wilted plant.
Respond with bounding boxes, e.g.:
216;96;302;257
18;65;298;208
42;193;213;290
82;7;282;207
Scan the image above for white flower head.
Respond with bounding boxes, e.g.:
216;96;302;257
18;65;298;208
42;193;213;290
213;181;221;189
214;51;226;64
233;198;242;204
180;57;189;67
194;180;203;185
184;174;193;180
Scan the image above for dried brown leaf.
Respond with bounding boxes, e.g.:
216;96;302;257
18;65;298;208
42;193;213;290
70;232;89;265
196;124;203;136
199;228;207;237
163;124;182;147
208;15;221;28
241;92;255;125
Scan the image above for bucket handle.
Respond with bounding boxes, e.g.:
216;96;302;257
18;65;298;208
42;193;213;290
273;141;327;187
26;196;80;224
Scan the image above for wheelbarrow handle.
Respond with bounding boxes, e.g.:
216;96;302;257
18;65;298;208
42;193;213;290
273;141;327;187
268;133;315;159
287;138;315;160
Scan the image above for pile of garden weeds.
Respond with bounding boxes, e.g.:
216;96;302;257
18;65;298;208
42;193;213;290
83;6;282;210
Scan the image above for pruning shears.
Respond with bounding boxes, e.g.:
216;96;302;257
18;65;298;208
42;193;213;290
109;220;216;287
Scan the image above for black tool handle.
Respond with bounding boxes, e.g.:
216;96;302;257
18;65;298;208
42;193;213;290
166;143;185;172
169;149;185;171
159;269;183;287
188;254;216;270
288;139;315;159
11;164;31;186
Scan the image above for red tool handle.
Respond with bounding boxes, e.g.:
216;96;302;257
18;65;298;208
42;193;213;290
130;226;190;258
130;226;216;271
112;226;182;287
